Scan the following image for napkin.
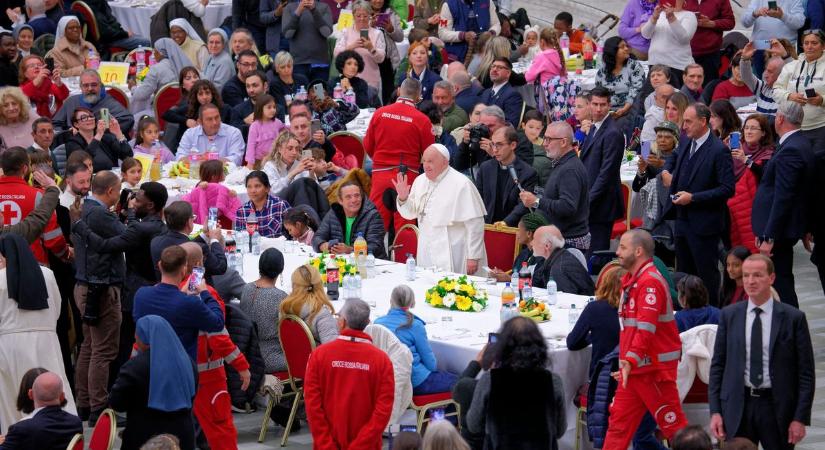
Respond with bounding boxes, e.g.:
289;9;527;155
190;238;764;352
224;166;251;185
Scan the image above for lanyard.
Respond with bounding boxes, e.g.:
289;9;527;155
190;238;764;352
795;59;818;92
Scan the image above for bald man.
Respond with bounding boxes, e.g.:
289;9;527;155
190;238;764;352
531;225;594;295
0;372;82;449
394;144;487;274
176;242;250;450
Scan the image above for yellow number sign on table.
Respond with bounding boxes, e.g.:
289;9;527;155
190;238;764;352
98;62;130;87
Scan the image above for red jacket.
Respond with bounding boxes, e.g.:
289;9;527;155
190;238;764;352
304;329;395;450
20;78;70;119
683;0;735;57
618;259;682;378
363;98;435;169
0;176;67;264
727;168;760;253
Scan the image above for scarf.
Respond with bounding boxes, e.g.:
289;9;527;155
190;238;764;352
0;233;48;310
135;315;197;412
169;18;205;68
639;0;657;15
154;37;194;75
733;142;774;180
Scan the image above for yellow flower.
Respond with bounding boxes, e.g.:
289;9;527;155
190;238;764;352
438;280;448;289
321;274;327;283
456;295;472;311
444;281;457;291
337;260;346;268
460;284;475;296
430;293;443;306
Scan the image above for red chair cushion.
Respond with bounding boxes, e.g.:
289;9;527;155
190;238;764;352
89;412;112;450
106;87;129;109
578;392;588;407
392;227;418;263
630;218;643;229
684;379;708;404
329;134;365;168
272;370;290;380
484;228;518;272
611;221;628;239
155;86;181;131
279;318;314;379
73;438;84;450
412;391;453;406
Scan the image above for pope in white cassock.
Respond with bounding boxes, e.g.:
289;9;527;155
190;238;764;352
0;234;76;433
394;144;488;275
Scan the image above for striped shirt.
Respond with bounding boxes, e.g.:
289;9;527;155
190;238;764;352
740;58;777;115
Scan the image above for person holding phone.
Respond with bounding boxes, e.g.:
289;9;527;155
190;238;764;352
774;28;825;149
333;1;386;97
741;0;805;77
17;55;68;120
711;53;758;108
45;16;98;78
64;106;133;173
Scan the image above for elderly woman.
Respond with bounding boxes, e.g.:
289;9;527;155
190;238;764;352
202;29;235;91
596;36;645;118
267;51;309;114
18;55;68;119
282;0;333;82
312;181;386;258
13;25;33;60
774;28;825;148
641;0;697;82
46;15;98;77
330;50;369;108
397;42;441;101
169;18;208;71
333;1;386;94
130;39;192;106
0;87;37;150
619;0;656;60
239;248;288;373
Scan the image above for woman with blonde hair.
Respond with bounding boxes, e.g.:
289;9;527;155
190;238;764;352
397;42;442;101
279;264;339;344
261;131;313;192
664;90;690;130
0;86;37;151
471;36;514;87
422;420;470;450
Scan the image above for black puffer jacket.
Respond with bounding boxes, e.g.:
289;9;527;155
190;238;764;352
224;303;265;409
312;198;387;259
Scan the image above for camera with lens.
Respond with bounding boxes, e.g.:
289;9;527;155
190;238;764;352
467;123;490;153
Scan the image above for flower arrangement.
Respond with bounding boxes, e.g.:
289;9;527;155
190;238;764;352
307;253;359;284
136;66;150;82
425;275;487;312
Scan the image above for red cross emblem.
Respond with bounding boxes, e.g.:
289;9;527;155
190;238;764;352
0;201;22;226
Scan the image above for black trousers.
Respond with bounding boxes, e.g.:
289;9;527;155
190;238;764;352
694;51;722;85
772;239;799;308
589;222;613;256
734;392;794;450
675;232;722;306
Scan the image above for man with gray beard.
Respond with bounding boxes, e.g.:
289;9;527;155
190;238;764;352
52;70;134;134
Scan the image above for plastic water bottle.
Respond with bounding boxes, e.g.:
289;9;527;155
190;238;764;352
189;148;200;180
560;32;570;59
333;82;344;100
234;249;244;276
296;85;307;101
236;228;248;254
406;253;416;281
569;303;580;326
135;47;146;74
547;277;558;306
500;283;517;323
366;252;375;278
251;230;261;255
85;49;99;70
353;233;367;277
353;274;362;298
344;88;356;105
148;51;156;66
510;271;519;291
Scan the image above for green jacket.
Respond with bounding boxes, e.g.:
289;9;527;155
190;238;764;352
530;141;552;186
442;104;469;134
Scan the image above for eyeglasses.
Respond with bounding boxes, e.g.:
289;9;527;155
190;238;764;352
541;136;565;145
491;141;511;149
490;64;511;71
80;82;100;89
803;29;824;36
25;63;44;69
75;115;94;122
239;61;257;68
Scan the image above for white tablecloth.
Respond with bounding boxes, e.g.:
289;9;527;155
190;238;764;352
237;243;591;449
109;0;232;42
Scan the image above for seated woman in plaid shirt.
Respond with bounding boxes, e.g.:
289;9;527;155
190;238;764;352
234;171;291;237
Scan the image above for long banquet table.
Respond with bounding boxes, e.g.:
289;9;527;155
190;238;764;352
238;238;592;449
109;0;232;42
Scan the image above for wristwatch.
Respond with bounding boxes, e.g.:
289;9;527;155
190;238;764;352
532;198;540;209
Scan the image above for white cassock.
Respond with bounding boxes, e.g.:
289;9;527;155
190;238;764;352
397;167;487;274
0;266;77;433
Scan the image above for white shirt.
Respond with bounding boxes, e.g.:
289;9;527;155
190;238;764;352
691;128;711;154
744;297;773;388
592;116;608;134
778;128;801;146
641;11;698;71
491;82;507;96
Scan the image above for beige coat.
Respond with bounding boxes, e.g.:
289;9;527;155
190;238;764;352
46;39;98;77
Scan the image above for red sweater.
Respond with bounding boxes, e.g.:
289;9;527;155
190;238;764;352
363;98;435;169
618;260;682;378
20;78;70;119
683;0;735;56
711;80;754;103
304;329;395;450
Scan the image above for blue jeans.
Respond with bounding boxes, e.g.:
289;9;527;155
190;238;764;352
632;412;668;450
413;370;458;395
111;36;151;51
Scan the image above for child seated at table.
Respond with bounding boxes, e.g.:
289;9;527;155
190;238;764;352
310;147;348;191
525;28;566;86
182;159;241;228
516;26;542;64
131;116;175;163
246;94;286;169
283;207;317;246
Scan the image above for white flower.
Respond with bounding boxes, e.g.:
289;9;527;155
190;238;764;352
471;301;483;312
443;293;457;308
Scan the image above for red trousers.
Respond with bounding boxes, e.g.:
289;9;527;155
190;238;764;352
602;371;687;450
370;169;417;233
194;377;238;450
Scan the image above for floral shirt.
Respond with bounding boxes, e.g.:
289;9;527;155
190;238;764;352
234;194;291;238
595;58;646;108
312;99;360;135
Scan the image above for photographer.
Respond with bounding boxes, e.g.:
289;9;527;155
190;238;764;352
453;105;533;174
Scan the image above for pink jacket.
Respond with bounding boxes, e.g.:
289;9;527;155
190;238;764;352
525;48;564;85
182;182;242;226
246;119;287;166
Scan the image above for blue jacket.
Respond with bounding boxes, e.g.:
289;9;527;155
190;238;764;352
479;82;523;128
587;348;618;448
578;115;625;223
444;0;492;62
675;306;720;333
398;67;442;101
133;283;225;360
375;308;437;387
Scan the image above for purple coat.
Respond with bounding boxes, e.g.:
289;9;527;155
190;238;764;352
619;0;653;54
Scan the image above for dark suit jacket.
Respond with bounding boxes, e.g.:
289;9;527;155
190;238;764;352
475;157;537;224
752;131;815;241
662;132;735;236
579;115;624;223
221;75;247;107
479;82;523;127
455;84;483;115
709;300;815;442
150;230;228;281
0;405;82;450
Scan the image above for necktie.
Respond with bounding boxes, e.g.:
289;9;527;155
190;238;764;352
689;140;698;159
584;125;596;146
750;307;764;388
